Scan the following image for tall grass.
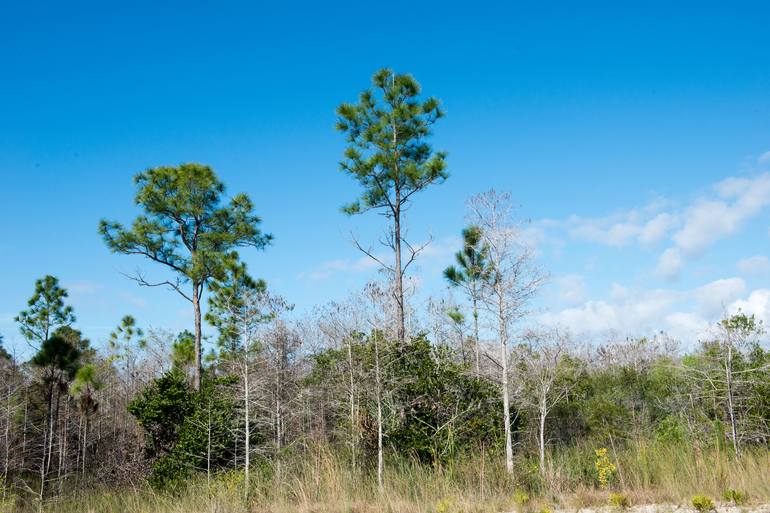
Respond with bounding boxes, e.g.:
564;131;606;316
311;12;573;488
10;442;769;513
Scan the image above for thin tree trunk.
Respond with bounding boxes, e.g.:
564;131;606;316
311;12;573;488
207;405;211;488
393;197;405;345
21;395;27;472
3;383;11;492
374;332;384;491
538;397;546;477
40;383;54;499
726;344;740;457
58;397;69;492
243;352;250;500
347;337;356;472
76;416;82;477
499;292;513;475
391;103;405;345
193;282;203;391
472;295;480;378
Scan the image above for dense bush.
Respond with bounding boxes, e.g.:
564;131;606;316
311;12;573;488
129;370;241;488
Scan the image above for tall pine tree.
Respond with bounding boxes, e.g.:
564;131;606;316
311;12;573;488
337;69;448;343
99;163;271;390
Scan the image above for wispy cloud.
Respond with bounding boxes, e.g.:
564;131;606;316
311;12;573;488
119;291;148;309
297;236;461;282
737;255;770;276
531;156;770;281
297;255;379;282
65;280;104;296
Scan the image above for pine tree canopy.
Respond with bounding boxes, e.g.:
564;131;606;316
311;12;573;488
336;68;448;216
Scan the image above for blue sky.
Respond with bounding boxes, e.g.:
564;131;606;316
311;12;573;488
2;1;770;357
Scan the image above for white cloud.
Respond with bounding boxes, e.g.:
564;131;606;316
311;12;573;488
672;173;770;257
540;287;681;336
532;166;770;280
655;248;683;281
639;212;677;246
728;289;770;325
737;255;770;276
555;274;587;306
693;278;746;317
759;150;770;165
568;216;641;247
664;312;710;340
541;279;767;345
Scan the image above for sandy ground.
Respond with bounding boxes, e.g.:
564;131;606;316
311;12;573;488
518;505;770;513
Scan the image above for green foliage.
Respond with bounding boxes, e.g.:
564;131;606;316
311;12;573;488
0;474;16;511
54;326;94;361
99;164;272;387
336;68;448;216
128;370;241;489
654;415;688;444
691;495;715;512
309;334;504;466
205;258;266;353
30;333;82;382
388;336;503;463
99;164;271;287
129;369;194;458
720;311;761;337
71;363;103;417
15;275;75;345
434;497;455;513
608;492;630;509
444;225;492;291
171;331;196;371
513;489;530;506
109;315;146;354
722;489;748;505
71;364;102;395
0;333;9;360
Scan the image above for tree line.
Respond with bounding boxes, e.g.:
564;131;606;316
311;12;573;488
0;69;768;507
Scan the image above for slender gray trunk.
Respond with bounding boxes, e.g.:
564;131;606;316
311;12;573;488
472;295;480;378
725;344;740;457
498;290;513;475
538;396;546;477
347;338;356;471
374;333;384;491
243;347;250;500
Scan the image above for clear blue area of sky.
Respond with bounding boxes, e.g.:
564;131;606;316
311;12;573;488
2;1;770;356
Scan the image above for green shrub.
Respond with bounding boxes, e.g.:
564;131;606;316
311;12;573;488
692;495;715;512
609;492;630;509
129;370;242;489
513;489;530;507
435;498;455;513
722;489;748;505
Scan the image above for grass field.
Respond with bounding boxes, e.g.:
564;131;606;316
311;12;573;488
5;442;767;513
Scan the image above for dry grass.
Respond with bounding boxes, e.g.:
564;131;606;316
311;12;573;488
7;443;769;513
